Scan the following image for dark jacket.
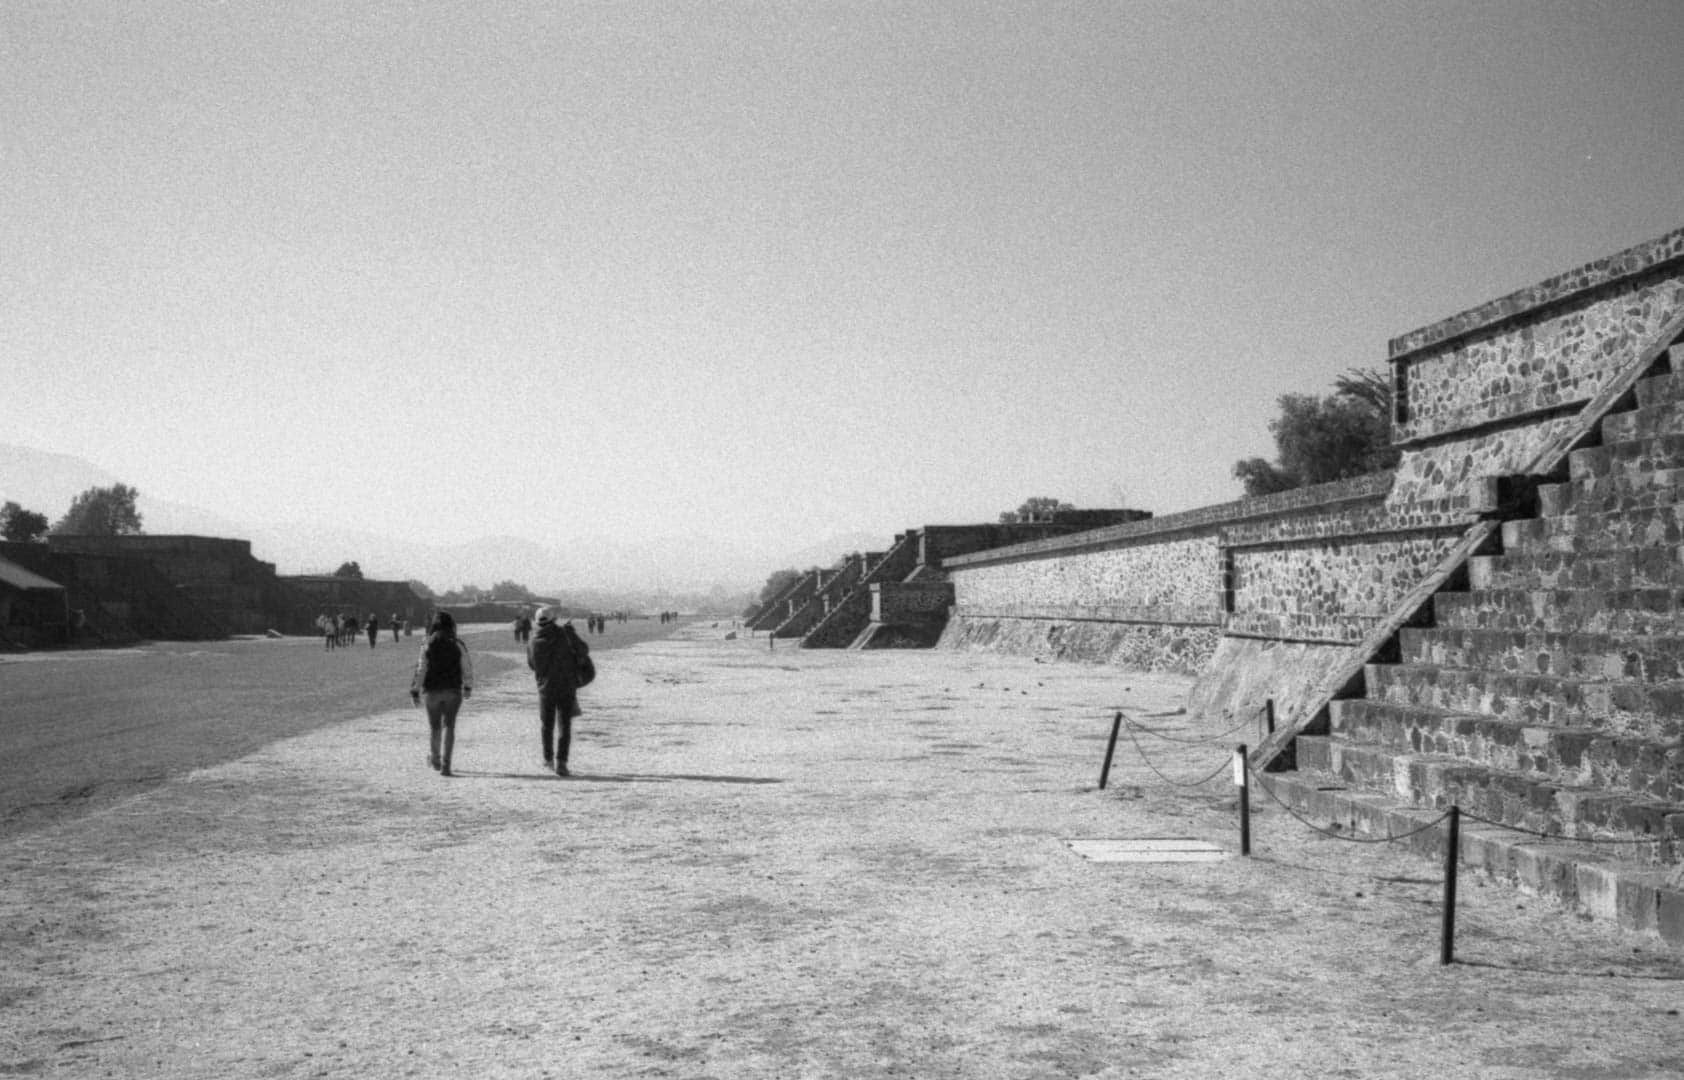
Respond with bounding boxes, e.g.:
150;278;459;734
411;633;473;694
527;622;583;693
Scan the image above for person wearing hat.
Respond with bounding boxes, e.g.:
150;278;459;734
526;606;589;776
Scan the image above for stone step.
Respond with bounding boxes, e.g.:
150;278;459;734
1297;737;1684;853
1366;661;1684;740
1635;367;1684;409
1398;625;1684;682
1432;587;1684;635
1539;467;1684;518
1570;435;1684;482
1468;548;1684;591
1602;398;1684;444
1251;761;1684;942
1500;505;1684;554
1329;698;1684;802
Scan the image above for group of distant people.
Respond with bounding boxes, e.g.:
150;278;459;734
318;611;405;650
516;610;665;637
514;609;610;640
511;608;683;641
412;607;593;778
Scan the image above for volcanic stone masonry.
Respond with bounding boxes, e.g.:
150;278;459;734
935;224;1684;941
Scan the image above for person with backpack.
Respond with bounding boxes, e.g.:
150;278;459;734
526;607;593;776
409;611;474;777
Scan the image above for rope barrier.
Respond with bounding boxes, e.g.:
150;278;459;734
1117;713;1234;789
1241;761;1672;851
1122;708;1258;746
1459;807;1680;847
1244;758;1452;844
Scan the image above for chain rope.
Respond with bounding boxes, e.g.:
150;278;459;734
1110;707;1677;854
1240;759;1453;844
1120;706;1259;747
1458;807;1678;847
1117;713;1235;789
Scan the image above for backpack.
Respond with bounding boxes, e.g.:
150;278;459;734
422;634;463;691
564;625;595;688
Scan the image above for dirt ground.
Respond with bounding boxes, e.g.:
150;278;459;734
3;625;1682;1078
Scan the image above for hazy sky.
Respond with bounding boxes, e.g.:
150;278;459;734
5;1;1683;564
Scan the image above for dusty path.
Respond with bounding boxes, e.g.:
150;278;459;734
0;620;671;835
2;626;1682;1078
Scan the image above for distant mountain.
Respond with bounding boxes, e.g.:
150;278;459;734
0;442;857;597
0;443;251;539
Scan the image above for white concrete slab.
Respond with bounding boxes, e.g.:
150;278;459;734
1066;838;1229;863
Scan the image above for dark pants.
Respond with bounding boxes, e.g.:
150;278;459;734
539;688;576;765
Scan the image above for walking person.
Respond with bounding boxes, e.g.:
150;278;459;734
366;612;379;648
409;611;474;777
390;613;401;643
527;607;591;776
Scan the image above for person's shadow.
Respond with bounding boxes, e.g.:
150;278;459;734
448;769;783;785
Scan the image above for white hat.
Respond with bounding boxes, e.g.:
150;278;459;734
536;606;557;625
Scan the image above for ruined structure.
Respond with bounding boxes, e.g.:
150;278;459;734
1;539;226;645
6;535;426;641
939;226;1684;941
0;553;69;648
748;513;1151;649
278;574;431;633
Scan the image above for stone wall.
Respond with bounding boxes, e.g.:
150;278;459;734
280;575;432;634
46;534;303;635
943;473;1421;682
873;580;954;622
943;226;1684;734
1389;227;1684;511
1;540;225;643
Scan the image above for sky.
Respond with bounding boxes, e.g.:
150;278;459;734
5;1;1684;583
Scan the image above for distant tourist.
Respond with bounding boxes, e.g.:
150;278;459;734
526;607;592;777
366;612;379;648
390;613;401;643
319;613;336;651
410;611;474;777
514;611;532;644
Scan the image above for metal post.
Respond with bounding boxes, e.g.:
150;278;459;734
1098;711;1123;790
1236;744;1251;856
1440;805;1460;966
1264;698;1276;735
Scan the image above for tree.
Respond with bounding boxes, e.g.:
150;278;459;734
491;579;537;602
0;501;50;543
1233;368;1399;496
439;584;485;604
999;496;1076;524
755;568;802;608
334;561;364;579
52;484;143;536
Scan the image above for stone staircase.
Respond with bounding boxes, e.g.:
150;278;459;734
772;559;865;639
747;568;822;634
802;535;920;648
1280;341;1684;940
